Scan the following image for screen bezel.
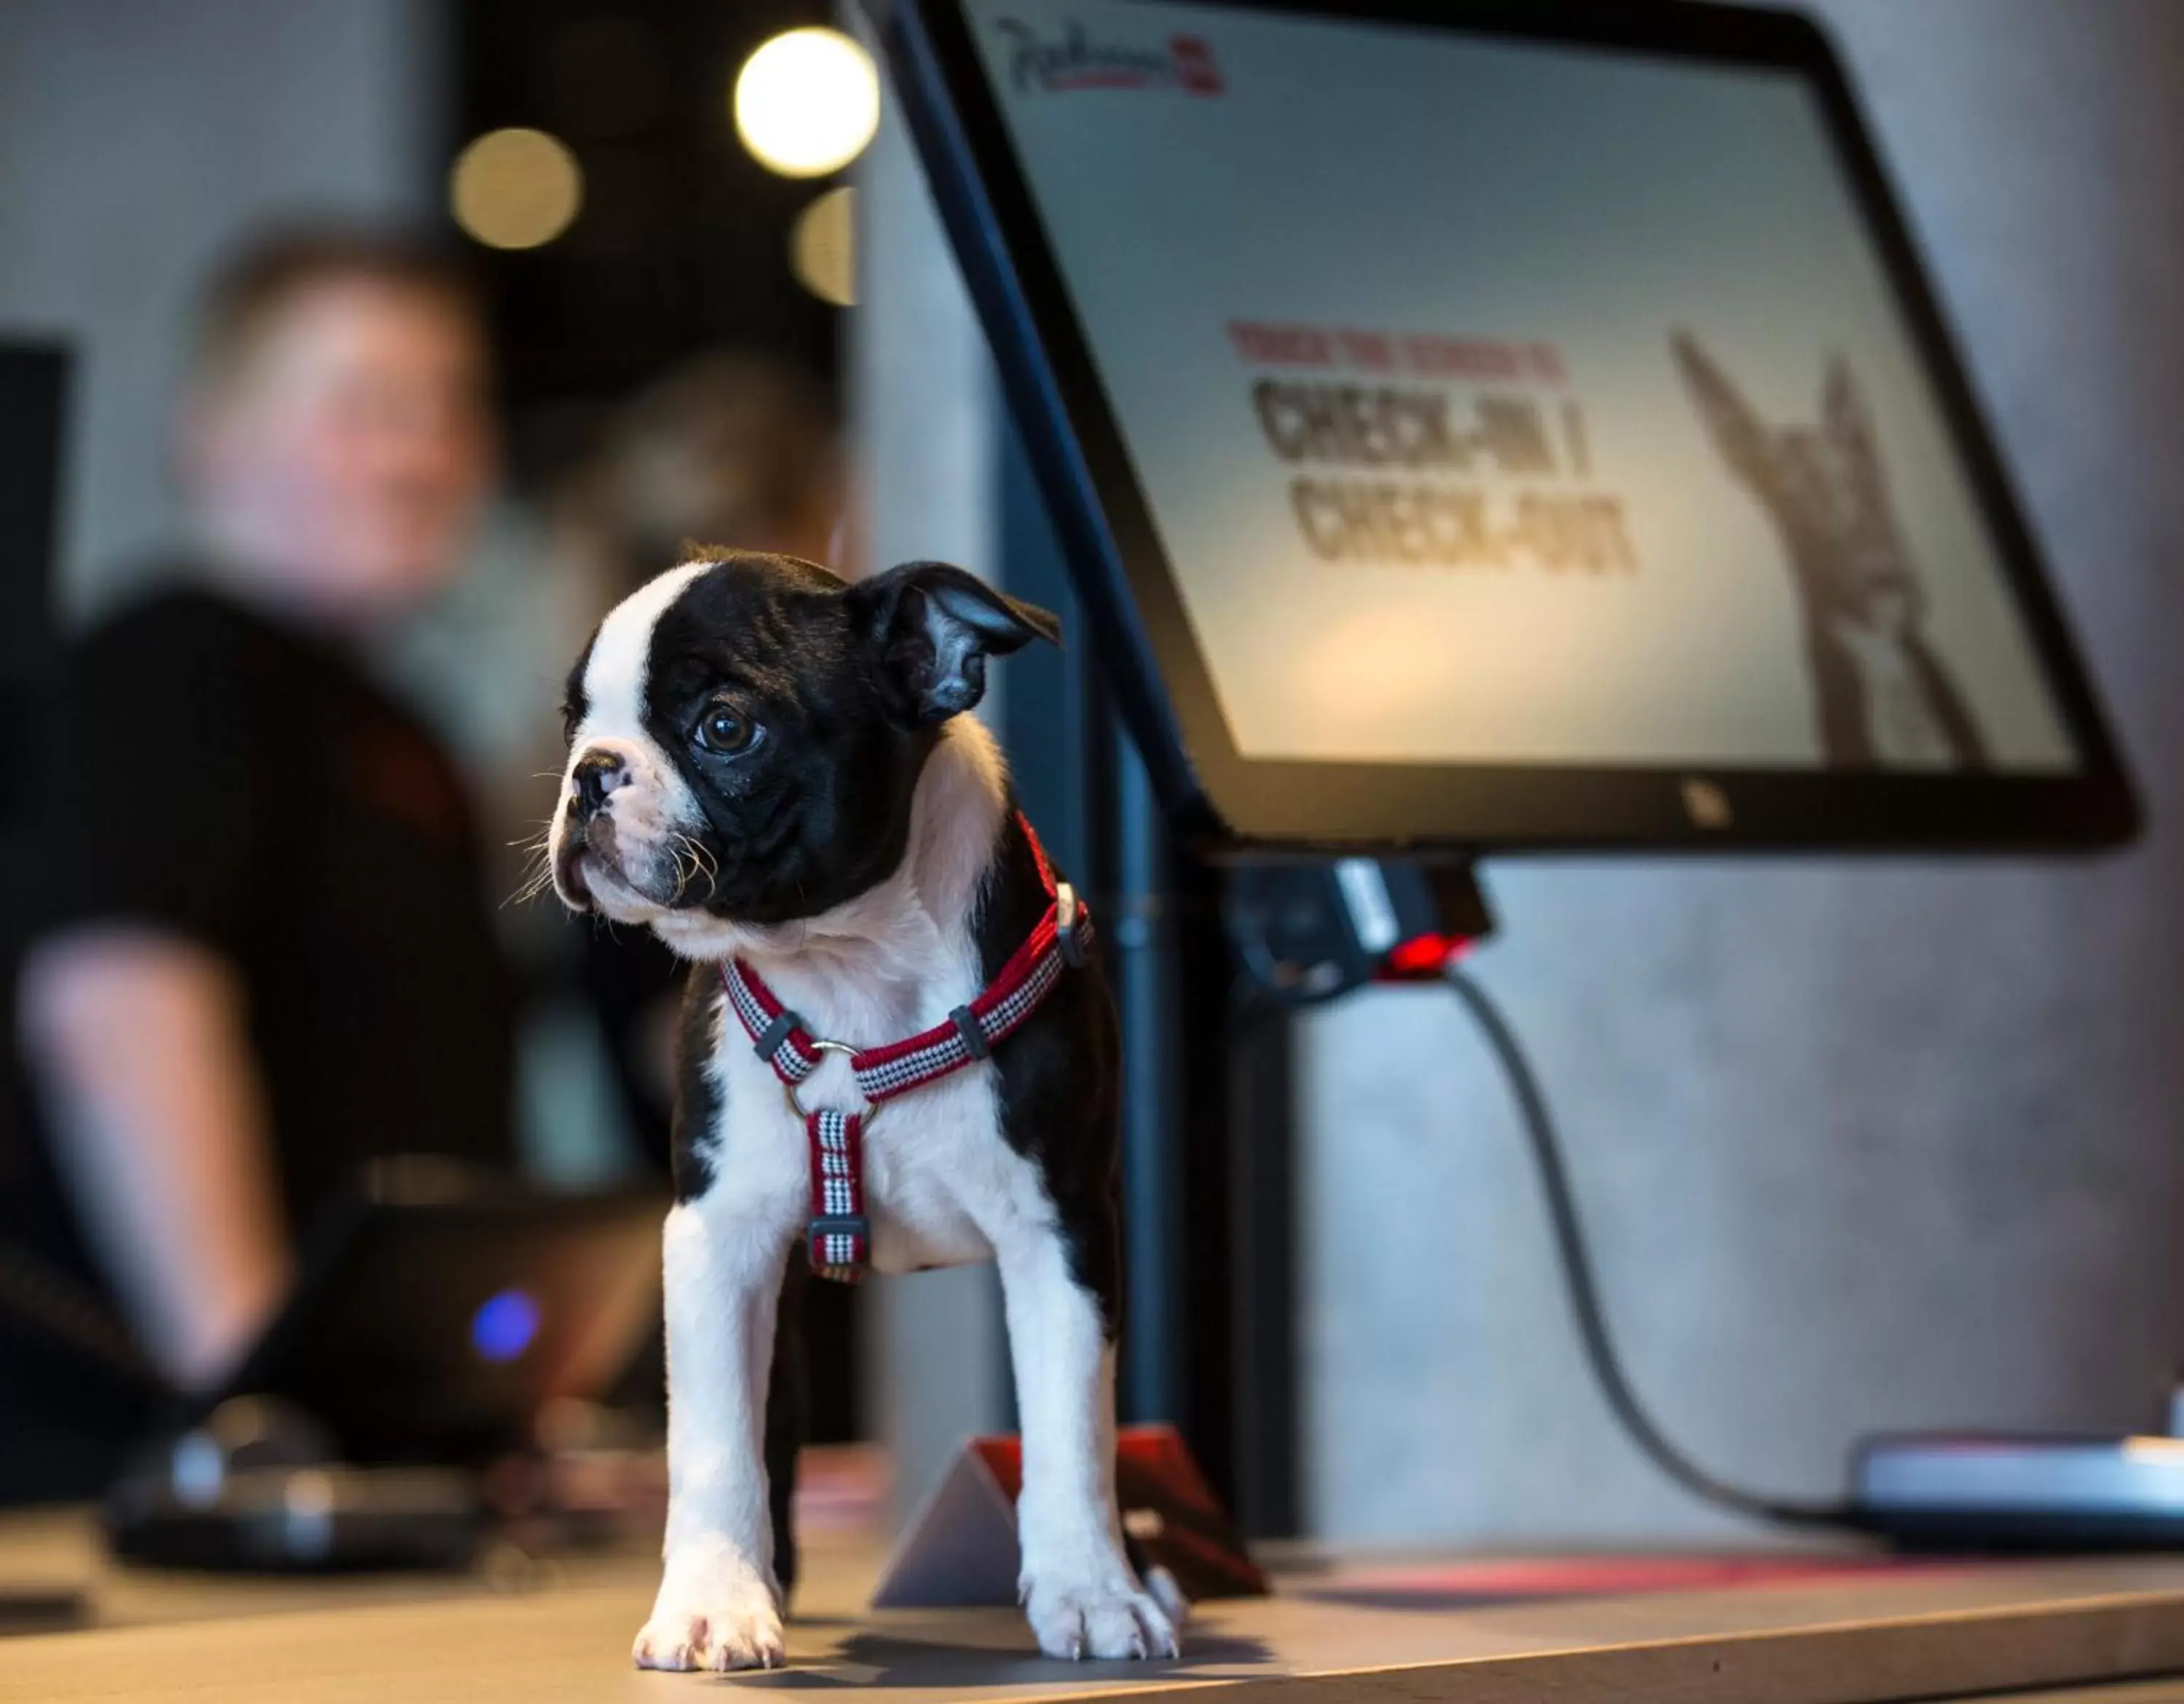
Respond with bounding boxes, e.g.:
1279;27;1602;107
885;0;2139;854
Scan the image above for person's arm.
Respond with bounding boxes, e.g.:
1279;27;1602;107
17;926;292;1389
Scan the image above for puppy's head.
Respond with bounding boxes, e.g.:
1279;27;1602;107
549;551;1058;936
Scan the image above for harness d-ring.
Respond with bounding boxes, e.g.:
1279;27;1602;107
779;1037;860;1121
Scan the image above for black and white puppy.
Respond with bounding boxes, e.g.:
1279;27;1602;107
548;551;1176;1671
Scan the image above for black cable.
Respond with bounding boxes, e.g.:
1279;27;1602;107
1441;965;1854;1529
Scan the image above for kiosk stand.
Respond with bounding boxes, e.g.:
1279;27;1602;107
889;0;2167;1585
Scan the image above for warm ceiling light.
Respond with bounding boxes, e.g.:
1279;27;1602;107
791;186;856;307
449;127;583;251
733;28;879;178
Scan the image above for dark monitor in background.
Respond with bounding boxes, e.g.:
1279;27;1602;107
98;1169;667;1571
202;1167;668;1466
0;342;65;828
886;0;2135;855
0;342;66;1196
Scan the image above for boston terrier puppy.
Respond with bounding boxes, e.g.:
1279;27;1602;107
547;551;1177;1671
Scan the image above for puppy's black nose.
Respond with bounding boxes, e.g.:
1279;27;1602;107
571;748;630;816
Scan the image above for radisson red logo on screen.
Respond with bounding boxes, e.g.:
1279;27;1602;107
996;17;1224;95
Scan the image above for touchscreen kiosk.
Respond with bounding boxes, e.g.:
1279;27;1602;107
886;0;2134;853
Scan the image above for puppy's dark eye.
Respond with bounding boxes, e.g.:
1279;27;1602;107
694;700;759;756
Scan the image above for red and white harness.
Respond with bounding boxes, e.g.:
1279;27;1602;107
719;814;1091;1282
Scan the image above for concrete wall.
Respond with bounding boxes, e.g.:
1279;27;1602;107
1301;0;2184;1542
0;0;438;618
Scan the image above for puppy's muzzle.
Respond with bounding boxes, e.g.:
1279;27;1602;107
555;746;633;907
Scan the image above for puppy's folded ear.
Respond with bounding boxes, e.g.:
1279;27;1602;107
849;560;1061;725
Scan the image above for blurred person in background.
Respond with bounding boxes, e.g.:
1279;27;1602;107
2;229;515;1501
557;351;843;586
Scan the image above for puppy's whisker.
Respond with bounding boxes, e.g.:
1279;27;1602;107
662;830;719;901
505;850;561;908
674;832;720;891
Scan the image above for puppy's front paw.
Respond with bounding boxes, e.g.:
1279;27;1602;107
632;1577;785;1672
1022;1574;1179;1662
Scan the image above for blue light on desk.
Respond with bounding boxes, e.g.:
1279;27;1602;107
471;1288;539;1362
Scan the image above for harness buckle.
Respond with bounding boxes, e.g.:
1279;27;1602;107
950;1004;991;1060
753;1009;802;1066
807;1213;871;1278
1055;882;1088;969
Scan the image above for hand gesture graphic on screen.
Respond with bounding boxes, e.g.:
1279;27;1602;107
1672;331;1986;769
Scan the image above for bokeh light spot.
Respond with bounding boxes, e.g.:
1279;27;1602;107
471;1287;540;1363
449;127;584;251
791;186;857;307
733;28;879;178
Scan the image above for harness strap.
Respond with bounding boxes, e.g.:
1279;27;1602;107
721;813;1089;1281
804;1108;870;1282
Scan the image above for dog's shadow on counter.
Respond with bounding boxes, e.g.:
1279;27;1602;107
719;1625;1275;1691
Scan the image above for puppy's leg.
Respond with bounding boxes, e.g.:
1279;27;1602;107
765;1252;809;1603
633;1200;793;1673
998;1226;1178;1661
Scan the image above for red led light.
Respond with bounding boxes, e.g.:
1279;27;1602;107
1380;933;1472;979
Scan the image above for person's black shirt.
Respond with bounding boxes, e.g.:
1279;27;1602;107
0;582;516;1500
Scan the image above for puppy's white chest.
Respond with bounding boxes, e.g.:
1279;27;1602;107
855;1080;1002;1271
